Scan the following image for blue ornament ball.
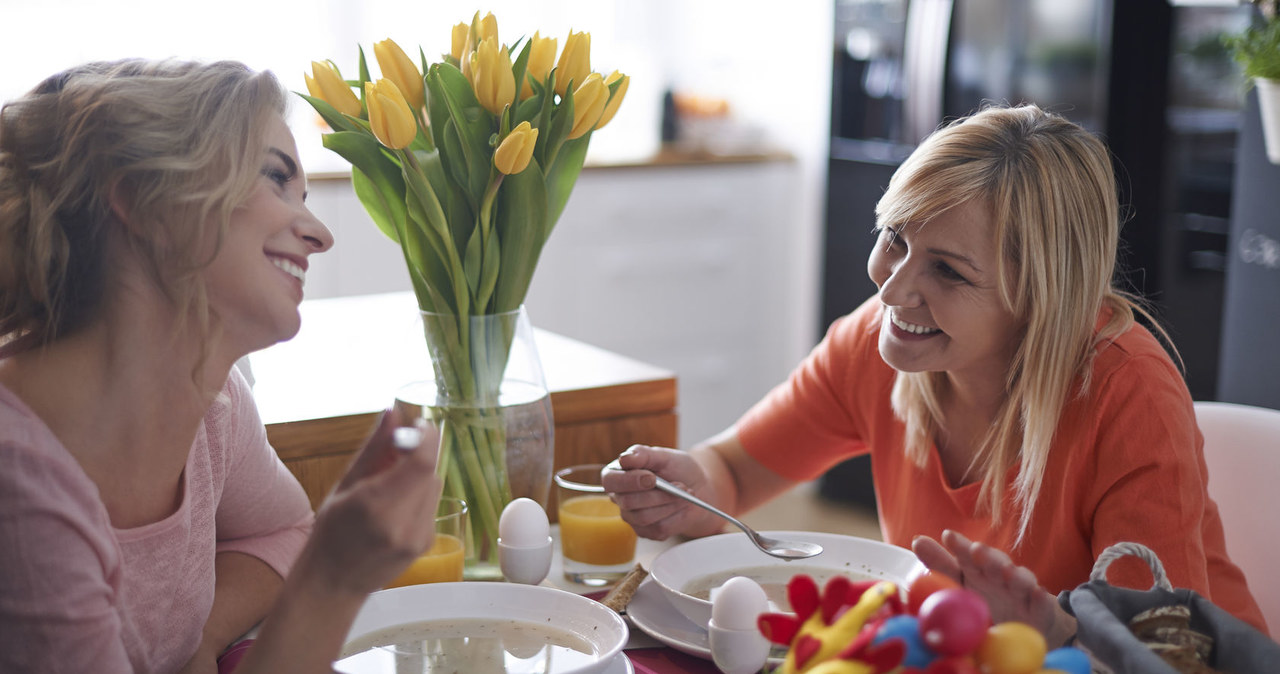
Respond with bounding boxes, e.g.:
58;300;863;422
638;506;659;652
1043;646;1091;674
872;614;937;669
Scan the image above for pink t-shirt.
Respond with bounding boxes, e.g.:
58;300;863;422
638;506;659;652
0;368;314;673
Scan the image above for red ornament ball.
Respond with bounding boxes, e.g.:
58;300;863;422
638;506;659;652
918;588;991;656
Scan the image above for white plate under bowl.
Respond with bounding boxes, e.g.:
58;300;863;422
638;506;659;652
649;531;925;629
335;582;628;674
627;576;786;665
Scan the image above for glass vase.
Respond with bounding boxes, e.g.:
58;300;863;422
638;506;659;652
394;305;554;580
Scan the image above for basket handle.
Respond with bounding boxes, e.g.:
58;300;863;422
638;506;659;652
1089;542;1173;591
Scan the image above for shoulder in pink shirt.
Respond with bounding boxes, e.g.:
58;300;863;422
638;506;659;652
0;369;314;673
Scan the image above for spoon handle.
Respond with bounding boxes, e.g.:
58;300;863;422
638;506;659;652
652;476;755;539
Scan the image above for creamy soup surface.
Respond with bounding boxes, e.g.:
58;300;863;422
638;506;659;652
683;566;876;611
336;617;599;673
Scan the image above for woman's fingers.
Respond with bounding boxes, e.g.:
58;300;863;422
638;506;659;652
911;535;963;583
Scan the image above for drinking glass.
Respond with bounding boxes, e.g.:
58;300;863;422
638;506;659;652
555;464;637;586
385;497;468;587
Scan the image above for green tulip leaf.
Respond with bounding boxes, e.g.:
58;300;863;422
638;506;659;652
545;134;590;235
350;167;401;244
510;39;532;107
427;63;494;204
492;159;548;313
463;223;483;298
295;93;363;135
357;46;372;86
476;223;502;312
320;131;407;240
420;151;476;254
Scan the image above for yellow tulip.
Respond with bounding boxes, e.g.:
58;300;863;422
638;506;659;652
304;60;361;118
521;31;558;101
450;22;468;62
568;72;608;139
555;30;591;97
494;121;539;175
477;11;498;44
373;39;424;111
593;70;630;130
364;79;417;149
470;37;515;116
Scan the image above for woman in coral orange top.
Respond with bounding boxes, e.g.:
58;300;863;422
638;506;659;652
603;104;1266;643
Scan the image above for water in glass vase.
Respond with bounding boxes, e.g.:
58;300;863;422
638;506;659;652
396;378;554;580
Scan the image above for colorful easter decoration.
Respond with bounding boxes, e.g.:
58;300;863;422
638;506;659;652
756;573;1087;674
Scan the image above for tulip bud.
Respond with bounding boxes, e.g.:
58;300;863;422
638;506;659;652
450;22;469;62
304;60;361;118
373;38;424;111
364;79;417;149
521;31;558;101
594;70;630;130
568;72;608;140
477;12;499;44
470;37;516;116
494;121;539;175
555;30;591;98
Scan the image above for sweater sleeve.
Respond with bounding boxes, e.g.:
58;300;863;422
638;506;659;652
209;369;314;579
0;434;133;673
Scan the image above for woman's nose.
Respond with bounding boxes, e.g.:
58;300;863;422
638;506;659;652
877;259;922;308
298;207;335;253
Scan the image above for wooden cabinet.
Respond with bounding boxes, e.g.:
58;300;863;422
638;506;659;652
249;292;677;510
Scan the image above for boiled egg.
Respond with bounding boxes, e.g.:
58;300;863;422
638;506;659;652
710;576;769;631
498;497;550;548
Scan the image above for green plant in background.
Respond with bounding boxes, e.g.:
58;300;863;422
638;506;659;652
299;11;628;564
1225;0;1280;82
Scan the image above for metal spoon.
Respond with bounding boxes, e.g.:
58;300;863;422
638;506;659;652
650;475;823;561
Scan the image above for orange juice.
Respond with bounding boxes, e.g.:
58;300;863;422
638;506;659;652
558;495;637;564
385;533;465;587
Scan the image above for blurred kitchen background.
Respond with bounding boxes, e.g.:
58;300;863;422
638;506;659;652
5;0;1276;525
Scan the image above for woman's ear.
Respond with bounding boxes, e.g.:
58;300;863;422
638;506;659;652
106;177;136;228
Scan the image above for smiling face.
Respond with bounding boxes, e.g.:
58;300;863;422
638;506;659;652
867;198;1024;389
202;116;333;356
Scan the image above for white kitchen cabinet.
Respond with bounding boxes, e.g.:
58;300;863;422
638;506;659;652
302;155;807;447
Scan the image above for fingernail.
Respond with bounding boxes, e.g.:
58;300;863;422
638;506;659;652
393;426;422;452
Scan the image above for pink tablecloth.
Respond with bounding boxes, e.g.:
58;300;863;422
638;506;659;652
625;647;723;673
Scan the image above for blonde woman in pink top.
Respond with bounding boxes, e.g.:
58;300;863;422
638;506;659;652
0;60;443;673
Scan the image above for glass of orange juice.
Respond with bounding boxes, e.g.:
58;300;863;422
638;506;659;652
385;497;468;588
555;464;637;586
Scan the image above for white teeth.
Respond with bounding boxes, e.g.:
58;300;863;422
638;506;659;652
890;311;940;335
270;257;305;284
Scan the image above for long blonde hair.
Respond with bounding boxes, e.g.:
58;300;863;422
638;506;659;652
0;59;286;359
876;104;1163;543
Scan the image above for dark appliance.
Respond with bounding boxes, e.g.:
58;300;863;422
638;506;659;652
818;0;1250;511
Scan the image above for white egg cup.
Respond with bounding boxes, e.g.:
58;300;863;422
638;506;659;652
708;621;772;674
708;576;772;674
498;535;554;585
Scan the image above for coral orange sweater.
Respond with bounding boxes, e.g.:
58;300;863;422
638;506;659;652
737;298;1266;634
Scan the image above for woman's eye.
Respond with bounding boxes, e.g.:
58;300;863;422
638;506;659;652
936;262;968;283
262;167;292;187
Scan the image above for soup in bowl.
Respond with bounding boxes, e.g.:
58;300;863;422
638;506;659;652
335;582;627;674
648;531;925;629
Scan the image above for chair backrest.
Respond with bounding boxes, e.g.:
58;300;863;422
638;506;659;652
1195;401;1280;634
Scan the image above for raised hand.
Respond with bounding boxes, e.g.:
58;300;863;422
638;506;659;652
601;445;719;540
912;530;1077;647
